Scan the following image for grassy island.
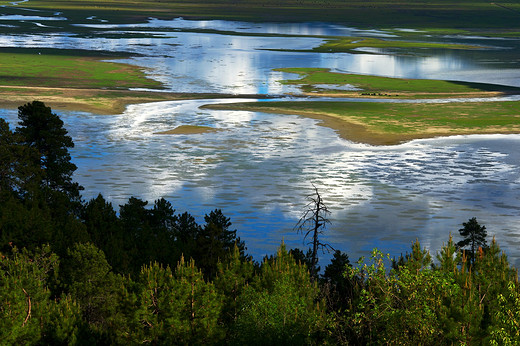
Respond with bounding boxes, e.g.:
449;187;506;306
276;68;520;98
0;50;162;90
155;125;221;135
204;100;520;145
269;37;481;54
0;48;164;113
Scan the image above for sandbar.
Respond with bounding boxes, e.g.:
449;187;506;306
155;125;221;135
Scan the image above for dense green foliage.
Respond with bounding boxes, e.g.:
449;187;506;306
457;217;488;266
1;102;520;344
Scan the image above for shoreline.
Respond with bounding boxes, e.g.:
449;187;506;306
202;102;520;146
287;110;520;146
235;108;520;146
0;86;268;115
3;86;519;146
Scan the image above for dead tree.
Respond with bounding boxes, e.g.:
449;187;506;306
295;185;334;281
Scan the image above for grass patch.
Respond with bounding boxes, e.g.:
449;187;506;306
266;36;481;54
276;68;520;97
312;37;479;53
0;50;161;89
204;100;520;145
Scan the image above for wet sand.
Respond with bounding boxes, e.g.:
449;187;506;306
0;86;263;115
155;125;221;135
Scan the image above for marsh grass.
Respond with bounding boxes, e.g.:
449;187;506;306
266;36;480;54
312;37;479;53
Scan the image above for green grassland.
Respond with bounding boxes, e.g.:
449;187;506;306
204;100;520;145
0;49;169;113
0;50;161;89
311;37;480;53
276;68;520;97
0;49;263;114
2;0;520;32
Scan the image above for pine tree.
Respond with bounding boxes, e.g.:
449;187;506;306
173;257;224;343
489;282;520;345
0;118;41;198
233;243;328;345
132;259;224;344
173;211;201;260
119;197;153;274
0;118;52;251
322;250;353;312
289;247;314;271
0;245;82;344
82;194;126;273
150;198;179;266
3;102;89;254
214;244;255;326
457;217;488;266
15;101;82;202
435;233;460;273
195;209;245;279
59;243;122;335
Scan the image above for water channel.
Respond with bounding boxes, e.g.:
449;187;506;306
1;10;520;265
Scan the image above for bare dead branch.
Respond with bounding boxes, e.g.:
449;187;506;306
294;184;334;280
22;288;31;327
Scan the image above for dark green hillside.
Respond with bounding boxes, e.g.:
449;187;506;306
2;0;520;30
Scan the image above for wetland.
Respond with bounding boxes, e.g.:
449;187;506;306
1;1;520;265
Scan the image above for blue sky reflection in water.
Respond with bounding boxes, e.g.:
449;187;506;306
1;16;520;264
1;17;520;92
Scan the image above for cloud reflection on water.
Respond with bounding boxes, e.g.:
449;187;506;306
2;18;520;94
3;101;513;266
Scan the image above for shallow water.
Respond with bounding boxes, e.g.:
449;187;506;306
1;16;520;93
2;100;520;265
1;15;520;264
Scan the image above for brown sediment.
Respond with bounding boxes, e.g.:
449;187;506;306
155;125;221;135
302;111;415;145
3;85;518;145
0;86;180;114
0;86;264;114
